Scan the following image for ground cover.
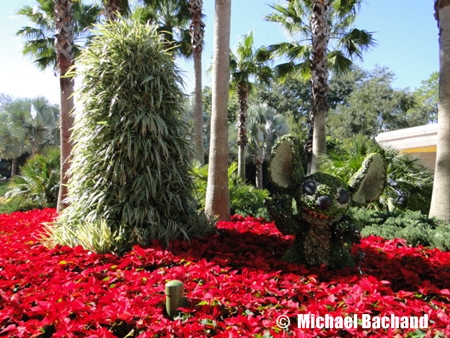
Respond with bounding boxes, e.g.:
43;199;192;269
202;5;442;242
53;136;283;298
0;208;449;337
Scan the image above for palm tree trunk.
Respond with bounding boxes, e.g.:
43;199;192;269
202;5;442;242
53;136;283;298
205;0;231;221
103;0;122;21
55;0;75;212
237;82;249;181
189;0;205;165
430;0;450;222
310;0;330;174
255;155;264;189
11;158;18;178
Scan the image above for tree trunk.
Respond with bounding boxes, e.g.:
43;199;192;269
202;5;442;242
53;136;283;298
205;0;231;221
10;158;18;178
430;0;450;222
103;0;122;21
310;0;330;174
189;0;205;165
255;155;264;189
55;0;75;212
237;82;248;181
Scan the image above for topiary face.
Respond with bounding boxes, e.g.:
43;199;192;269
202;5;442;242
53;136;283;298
297;172;351;226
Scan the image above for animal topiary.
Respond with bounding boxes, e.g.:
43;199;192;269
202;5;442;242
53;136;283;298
267;135;386;268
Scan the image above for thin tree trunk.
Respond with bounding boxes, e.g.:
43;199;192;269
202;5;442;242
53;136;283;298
193;52;204;164
237;82;248;180
190;0;205;164
310;0;330;174
255;157;264;189
10;158;18;178
430;1;450;222
205;0;231;221
103;0;122;21
55;0;75;212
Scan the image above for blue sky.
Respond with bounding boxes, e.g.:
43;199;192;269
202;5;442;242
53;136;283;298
0;0;439;105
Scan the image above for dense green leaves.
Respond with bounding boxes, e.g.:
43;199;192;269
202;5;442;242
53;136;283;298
5;147;60;210
51;20;210;253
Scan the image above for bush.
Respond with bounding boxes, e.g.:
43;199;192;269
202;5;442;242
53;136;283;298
349;208;450;251
320;135;433;214
192;162;270;219
5;147;60;210
50;20;210;254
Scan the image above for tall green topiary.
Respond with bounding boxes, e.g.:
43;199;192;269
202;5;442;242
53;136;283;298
49;19;210;253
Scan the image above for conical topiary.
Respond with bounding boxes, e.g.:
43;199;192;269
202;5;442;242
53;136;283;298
50;19;210;253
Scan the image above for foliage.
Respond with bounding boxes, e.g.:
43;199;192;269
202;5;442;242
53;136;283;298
52;20;210;254
16;0;101;72
5;147;60;210
320;135;434;214
1;208;450;336
131;0;192;58
262;0;375;80
0;181;21;214
349;208;450;251
192;162;270;219
0;97;59;161
327;66;436;139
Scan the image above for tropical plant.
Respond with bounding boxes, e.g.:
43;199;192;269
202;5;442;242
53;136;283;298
5;147;60;210
246;103;289;189
430;0;450;222
264;0;375;173
50;19;210;254
205;0;231;221
17;0;101;212
16;0;101;72
230;32;273;181
131;0;192;58
0;97;59;177
0;109;29;177
189;0;205;164
320;136;434;214
23;97;60;155
102;0;130;21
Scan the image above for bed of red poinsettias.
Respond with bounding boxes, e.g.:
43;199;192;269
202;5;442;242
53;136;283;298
0;209;449;337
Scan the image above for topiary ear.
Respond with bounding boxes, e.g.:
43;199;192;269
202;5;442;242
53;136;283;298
348;153;386;205
269;135;304;190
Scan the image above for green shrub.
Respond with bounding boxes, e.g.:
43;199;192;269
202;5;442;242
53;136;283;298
192;162;270;219
5;147;60;210
320;135;433;214
349;208;450;251
50;20;210;254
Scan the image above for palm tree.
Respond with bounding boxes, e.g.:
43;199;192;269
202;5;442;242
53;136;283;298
17;0;101;211
132;0;192;58
54;0;75;212
24;97;60;155
102;0;129;21
0;108;29;178
205;0;232;221
246;103;289;189
189;0;206;164
265;0;374;173
230;32;273;181
16;0;101;71
429;0;450;222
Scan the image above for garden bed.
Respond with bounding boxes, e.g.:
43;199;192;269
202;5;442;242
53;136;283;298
0;209;449;337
